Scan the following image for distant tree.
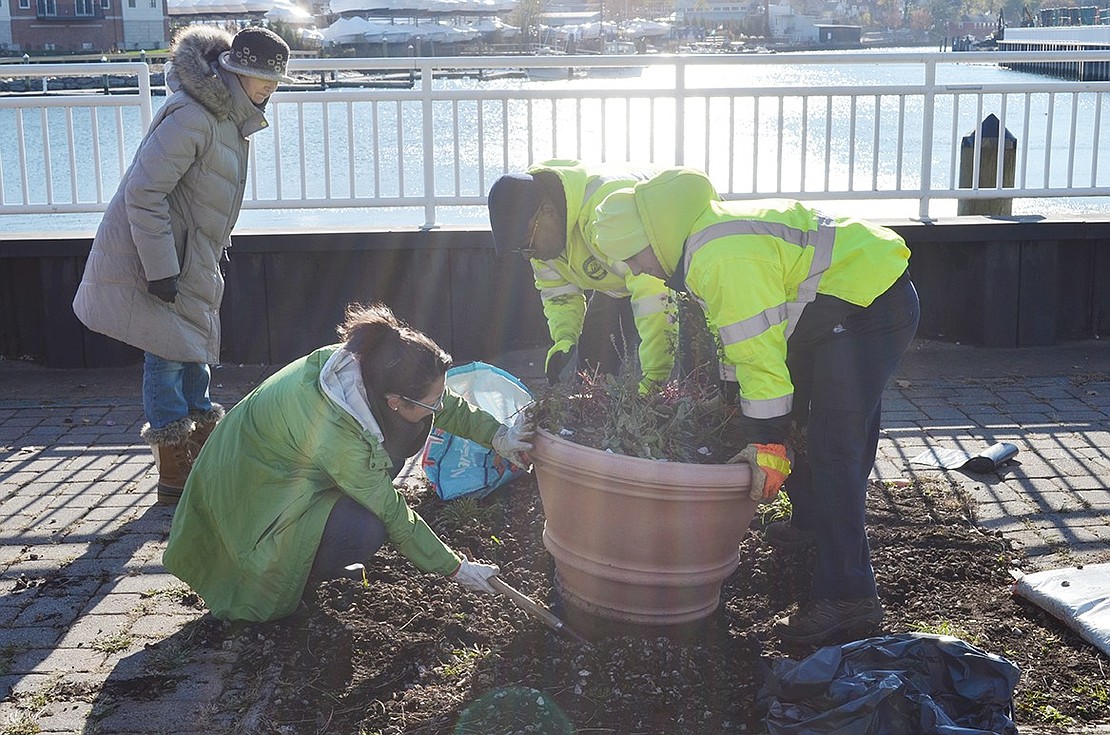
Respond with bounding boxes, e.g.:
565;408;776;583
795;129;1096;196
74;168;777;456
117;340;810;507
874;0;903;28
513;0;545;44
268;21;299;50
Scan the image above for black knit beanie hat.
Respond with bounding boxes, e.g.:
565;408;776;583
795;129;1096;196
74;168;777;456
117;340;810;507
219;27;294;84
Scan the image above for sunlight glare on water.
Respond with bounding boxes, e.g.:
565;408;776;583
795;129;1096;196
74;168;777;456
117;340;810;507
3;48;1108;233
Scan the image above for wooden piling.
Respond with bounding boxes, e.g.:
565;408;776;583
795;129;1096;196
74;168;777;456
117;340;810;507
958;113;1017;216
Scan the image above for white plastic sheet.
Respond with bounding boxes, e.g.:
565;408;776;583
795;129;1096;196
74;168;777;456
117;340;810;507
1012;563;1110;657
910;441;1018;472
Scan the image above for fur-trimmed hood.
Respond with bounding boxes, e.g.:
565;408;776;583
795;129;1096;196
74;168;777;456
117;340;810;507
74;23;267;365
167;25;235;118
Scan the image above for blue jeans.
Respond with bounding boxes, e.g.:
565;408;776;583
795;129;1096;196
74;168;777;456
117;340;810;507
142;352;213;430
783;274;920;600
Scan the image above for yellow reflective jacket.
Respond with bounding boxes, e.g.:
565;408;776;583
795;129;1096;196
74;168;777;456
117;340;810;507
526;159;680;384
626;170;910;420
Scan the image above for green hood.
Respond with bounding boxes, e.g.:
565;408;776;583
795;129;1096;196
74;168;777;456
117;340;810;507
633;168;719;276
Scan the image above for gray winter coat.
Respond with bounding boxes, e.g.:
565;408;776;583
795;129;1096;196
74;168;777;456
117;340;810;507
73;26;270;364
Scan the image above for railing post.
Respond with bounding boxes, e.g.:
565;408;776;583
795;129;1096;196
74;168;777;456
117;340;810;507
675;58;685;166
421;60;437;229
958;113;1017;215
918;58;937;220
137;61;153;133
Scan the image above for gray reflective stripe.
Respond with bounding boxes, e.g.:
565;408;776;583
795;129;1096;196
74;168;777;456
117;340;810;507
581;169;655;207
540;284;582;300
582;179;605;206
685;219;809;262
684;213;839;344
784;213;837;339
741;393;793;419
533;261;561;279
631;293;669;317
719;303;788;346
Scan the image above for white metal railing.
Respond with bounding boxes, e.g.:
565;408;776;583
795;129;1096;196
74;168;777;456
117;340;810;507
1;50;1109;224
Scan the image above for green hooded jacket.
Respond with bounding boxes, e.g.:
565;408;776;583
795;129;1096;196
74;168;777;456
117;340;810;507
526;159;680;385
163;345;502;622
613;169;910;421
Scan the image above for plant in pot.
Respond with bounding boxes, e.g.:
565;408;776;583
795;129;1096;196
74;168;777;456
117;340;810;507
530;309;764;638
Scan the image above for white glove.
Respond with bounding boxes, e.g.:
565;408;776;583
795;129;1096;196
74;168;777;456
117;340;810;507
450;557;500;594
491;412;534;469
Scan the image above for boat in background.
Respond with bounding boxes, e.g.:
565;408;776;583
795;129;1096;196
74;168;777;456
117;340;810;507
583;40;645;77
524;46;584;80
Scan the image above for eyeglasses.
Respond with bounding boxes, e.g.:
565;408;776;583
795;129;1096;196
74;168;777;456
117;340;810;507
400;389;446;413
514;213;542;259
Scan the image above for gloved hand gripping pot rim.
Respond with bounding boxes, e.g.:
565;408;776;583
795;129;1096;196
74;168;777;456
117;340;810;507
729;442;791;501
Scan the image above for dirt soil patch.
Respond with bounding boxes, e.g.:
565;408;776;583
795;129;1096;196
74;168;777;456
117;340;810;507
175;471;1110;735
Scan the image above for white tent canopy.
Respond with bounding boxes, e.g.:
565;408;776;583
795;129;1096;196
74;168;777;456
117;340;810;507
168;0;313;17
551;17;671;41
321;16;483;44
466;16;519;35
624;18;671;38
265;2;314;23
555;20;617;40
329;0;516;14
170;0;516;18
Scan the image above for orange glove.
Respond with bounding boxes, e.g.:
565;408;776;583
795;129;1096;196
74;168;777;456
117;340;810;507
729;443;791;501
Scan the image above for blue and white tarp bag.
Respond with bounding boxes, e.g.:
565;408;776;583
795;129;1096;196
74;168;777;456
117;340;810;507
420;361;533;501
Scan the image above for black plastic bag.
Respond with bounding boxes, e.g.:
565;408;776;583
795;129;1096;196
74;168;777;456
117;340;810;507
759;633;1020;735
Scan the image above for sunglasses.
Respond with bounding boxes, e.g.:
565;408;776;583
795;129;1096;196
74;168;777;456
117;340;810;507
514;212;542;259
400;389;446;413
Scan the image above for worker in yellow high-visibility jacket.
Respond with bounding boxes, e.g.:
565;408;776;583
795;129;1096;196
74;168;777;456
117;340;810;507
595;168;920;646
488;160;693;391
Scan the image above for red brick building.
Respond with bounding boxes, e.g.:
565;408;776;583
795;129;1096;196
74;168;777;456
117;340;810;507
3;0;168;53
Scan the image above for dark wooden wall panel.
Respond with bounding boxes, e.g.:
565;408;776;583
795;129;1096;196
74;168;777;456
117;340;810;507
1053;241;1093;342
900;239;1021;346
40;257;96;368
1018;240;1059;347
0;258;45;358
447;248;547;364
221;253;271;365
1096;240;1110;337
256;248;456;366
3;219;1109;368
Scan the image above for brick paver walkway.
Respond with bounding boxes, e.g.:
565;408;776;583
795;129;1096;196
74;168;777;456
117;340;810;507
1;341;1108;733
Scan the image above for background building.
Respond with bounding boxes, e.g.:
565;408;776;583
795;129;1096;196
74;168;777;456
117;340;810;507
4;0;168;52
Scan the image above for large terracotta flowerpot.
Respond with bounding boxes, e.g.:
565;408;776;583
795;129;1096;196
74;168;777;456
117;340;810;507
531;428;758;631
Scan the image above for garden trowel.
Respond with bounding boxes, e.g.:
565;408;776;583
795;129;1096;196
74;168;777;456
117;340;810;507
489;575;590;645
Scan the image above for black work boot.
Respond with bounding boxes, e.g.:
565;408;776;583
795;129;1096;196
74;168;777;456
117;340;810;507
763;520;816;550
774;597;885;646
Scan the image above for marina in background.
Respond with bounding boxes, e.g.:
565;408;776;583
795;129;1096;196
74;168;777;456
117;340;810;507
3;47;1110;234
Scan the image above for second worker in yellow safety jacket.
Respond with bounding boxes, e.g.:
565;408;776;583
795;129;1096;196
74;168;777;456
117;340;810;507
594;167;920;648
488;160;691;389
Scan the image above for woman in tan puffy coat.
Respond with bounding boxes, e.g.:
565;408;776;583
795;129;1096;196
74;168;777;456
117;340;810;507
73;24;292;504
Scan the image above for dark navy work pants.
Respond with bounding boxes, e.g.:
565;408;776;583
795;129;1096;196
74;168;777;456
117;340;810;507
578;292;638;376
305;457;406;589
784;273;920;600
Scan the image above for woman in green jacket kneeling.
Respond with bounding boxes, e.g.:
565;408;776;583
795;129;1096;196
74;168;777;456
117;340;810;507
163;302;532;622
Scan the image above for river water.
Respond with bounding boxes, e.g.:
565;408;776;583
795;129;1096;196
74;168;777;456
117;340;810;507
3;47;1107;235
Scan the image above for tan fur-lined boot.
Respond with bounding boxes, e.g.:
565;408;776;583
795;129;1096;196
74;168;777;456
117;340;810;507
141;417;194;505
187;403;225;461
